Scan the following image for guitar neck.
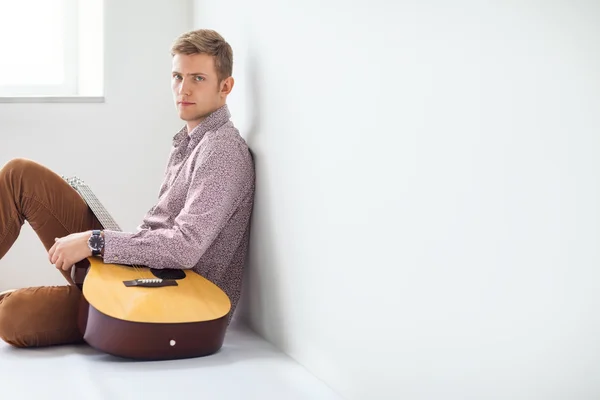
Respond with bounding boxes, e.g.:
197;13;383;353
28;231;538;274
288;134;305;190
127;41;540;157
65;176;121;231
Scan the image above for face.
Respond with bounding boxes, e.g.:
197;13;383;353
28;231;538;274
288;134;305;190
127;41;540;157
171;53;234;132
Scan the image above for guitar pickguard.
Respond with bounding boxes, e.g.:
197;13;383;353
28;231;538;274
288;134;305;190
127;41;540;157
150;268;186;280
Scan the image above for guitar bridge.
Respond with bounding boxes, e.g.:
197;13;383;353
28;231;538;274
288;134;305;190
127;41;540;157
123;278;178;287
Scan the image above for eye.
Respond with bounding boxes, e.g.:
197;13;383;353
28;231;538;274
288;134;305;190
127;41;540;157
194;76;205;82
173;74;182;80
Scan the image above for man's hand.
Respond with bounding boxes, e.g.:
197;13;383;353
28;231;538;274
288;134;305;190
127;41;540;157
48;231;92;271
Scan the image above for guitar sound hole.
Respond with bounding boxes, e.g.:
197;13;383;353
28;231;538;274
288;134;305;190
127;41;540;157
150;268;186;280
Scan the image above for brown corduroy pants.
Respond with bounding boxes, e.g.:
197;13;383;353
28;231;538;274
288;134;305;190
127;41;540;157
0;158;102;347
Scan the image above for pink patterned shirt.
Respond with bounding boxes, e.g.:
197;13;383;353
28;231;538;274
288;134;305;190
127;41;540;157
102;105;255;320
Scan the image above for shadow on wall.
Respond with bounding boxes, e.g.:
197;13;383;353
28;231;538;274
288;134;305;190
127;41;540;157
235;49;288;348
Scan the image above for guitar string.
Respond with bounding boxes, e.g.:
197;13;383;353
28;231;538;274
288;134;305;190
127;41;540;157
83;184;145;279
70;178;149;281
78;182;148;280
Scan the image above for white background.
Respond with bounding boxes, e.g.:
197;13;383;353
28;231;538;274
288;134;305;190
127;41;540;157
195;1;600;399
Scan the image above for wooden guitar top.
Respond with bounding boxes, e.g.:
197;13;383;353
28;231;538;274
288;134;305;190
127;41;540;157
82;257;231;324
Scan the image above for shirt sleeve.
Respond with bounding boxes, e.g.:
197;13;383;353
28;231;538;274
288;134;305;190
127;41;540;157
101;138;253;269
133;149;175;232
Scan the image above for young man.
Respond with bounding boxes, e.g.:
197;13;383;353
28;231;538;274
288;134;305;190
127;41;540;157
0;29;255;348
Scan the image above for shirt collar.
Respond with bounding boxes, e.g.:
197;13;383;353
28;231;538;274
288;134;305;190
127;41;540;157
172;104;231;146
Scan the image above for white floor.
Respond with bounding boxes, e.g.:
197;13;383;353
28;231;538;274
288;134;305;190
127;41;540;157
0;320;343;400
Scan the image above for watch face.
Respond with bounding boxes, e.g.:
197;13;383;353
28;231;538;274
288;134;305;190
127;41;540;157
89;235;104;250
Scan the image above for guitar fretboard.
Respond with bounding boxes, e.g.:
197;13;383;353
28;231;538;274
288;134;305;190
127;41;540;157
64;176;121;232
79;184;121;231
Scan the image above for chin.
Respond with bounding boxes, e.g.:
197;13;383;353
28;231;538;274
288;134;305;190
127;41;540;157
178;107;212;123
178;110;196;121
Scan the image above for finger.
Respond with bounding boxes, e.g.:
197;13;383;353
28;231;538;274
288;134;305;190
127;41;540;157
55;257;64;271
48;243;56;261
50;249;58;264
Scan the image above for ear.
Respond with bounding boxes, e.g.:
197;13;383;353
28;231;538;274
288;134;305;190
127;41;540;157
220;76;234;97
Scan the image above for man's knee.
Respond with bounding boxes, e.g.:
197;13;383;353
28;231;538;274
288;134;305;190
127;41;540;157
0;286;84;348
2;157;34;172
0;158;41;184
0;289;30;347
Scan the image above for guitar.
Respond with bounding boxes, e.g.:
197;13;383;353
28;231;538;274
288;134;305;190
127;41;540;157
63;176;231;360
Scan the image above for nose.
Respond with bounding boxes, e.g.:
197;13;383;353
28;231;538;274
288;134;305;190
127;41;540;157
178;77;191;96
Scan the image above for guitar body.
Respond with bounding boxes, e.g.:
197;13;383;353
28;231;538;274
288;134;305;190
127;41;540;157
63;176;233;360
62;176;233;360
73;258;231;360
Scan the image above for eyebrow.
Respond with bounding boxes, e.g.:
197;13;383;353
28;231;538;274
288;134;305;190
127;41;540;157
172;71;207;77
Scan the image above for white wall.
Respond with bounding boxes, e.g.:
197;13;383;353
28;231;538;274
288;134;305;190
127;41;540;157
0;0;193;290
195;1;600;399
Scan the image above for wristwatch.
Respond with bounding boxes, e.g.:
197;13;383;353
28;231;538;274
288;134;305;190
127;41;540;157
88;230;105;257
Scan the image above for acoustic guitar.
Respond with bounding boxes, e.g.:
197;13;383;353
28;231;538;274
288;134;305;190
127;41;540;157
63;176;231;360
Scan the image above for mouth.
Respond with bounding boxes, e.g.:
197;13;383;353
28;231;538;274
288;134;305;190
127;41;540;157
178;101;195;107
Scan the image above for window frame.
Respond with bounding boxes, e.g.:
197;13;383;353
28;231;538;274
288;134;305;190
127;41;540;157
0;0;103;103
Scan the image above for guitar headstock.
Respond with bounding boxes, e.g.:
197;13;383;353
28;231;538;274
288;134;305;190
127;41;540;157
62;175;85;189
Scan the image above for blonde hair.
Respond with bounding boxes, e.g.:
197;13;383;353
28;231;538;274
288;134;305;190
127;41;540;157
170;29;233;82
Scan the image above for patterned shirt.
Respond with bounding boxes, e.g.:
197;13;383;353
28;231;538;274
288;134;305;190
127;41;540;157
102;104;255;320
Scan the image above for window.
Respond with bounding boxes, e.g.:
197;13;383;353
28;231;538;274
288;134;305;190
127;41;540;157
0;0;103;100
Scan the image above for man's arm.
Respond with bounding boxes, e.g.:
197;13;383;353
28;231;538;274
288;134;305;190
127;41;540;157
101;139;253;270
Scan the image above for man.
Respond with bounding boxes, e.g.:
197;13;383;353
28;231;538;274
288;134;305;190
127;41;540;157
0;29;255;348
